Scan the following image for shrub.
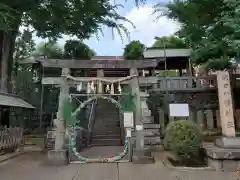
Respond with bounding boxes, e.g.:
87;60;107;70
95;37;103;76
164;120;203;164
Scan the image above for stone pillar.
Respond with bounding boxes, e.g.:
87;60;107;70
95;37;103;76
97;69;104;93
196;110;204;131
158;108;165;135
47;68;70;166
130;68;154;164
217;71;235;137
206;110;214;130
216;110;221;129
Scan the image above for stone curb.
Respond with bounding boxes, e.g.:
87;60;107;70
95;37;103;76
161;156;215;172
0;152;26;163
0;146;42;163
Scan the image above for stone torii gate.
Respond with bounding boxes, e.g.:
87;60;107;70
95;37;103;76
42;59;159;165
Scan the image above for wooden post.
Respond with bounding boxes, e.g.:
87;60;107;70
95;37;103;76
217;71;235;137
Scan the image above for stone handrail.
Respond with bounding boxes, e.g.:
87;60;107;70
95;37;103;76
157;76;217;91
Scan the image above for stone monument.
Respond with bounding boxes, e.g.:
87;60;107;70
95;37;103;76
206;71;240;171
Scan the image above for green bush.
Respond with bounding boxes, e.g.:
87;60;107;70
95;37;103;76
164;120;203;164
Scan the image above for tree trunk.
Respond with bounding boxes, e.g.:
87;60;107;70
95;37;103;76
0;20;20;93
1;32;11;92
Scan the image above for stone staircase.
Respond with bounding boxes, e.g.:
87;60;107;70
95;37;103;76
90;99;122;146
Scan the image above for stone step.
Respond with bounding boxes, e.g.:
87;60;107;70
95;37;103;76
94;116;119;120
93;127;120;131
96;105;118;108
92;126;121;131
94;112;119;116
92;134;121;139
92;130;121;136
93;123;120;128
94;120;120;123
93;121;120;127
94;116;120;123
93;123;121;127
91;139;122;146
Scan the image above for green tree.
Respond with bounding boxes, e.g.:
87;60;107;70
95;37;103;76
0;2;16;31
14;29;35;74
12;28;40;111
154;0;236;71
0;0;141;92
220;0;240;61
123;40;145;60
34;42;63;58
152;36;186;48
63;40;96;59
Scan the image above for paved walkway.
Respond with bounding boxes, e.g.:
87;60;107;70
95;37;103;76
0;152;239;180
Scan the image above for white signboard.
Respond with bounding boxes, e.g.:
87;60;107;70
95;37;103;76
124;112;134;128
126;128;132;137
169;104;189;117
136;125;143;131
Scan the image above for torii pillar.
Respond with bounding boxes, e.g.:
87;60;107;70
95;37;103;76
47;68;70;165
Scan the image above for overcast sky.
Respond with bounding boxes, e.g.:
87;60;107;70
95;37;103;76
34;0;179;56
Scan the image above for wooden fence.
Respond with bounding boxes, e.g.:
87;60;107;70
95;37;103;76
159;109;240;134
0;126;23;152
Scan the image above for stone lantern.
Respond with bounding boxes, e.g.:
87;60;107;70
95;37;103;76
140;91;153;124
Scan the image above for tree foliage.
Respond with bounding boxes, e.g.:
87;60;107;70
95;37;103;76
34;42;63;58
0;2;17;31
64;40;96;59
34;40;96;60
0;0;143;92
152;36;186;48
154;0;238;71
13;29;40;108
14;29;35;73
221;0;240;60
123;40;145;60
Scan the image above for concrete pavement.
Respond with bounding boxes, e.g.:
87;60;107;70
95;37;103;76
0;152;239;180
